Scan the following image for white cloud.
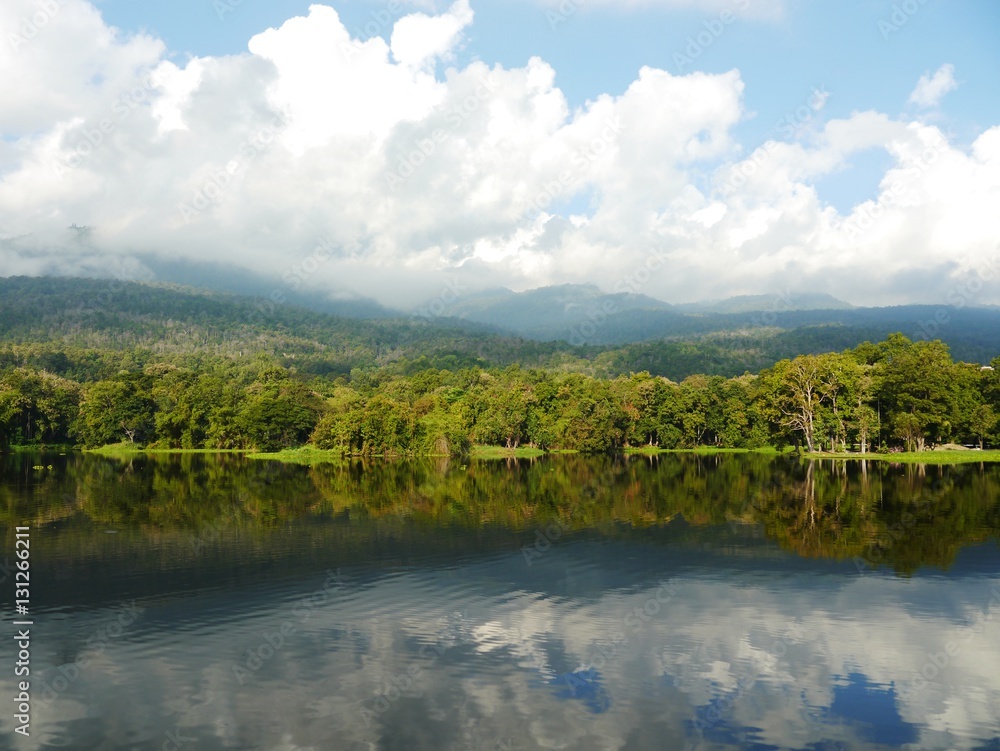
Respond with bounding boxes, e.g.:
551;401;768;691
0;2;998;309
390;0;474;69
909;63;958;109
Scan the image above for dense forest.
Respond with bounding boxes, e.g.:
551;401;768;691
2;276;999;455
4;275;1000;381
1;329;998;455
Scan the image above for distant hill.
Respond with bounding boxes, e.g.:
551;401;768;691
141;258;399;320
2;276;998;382
414;284;999;364
0;276;570;379
417;283;678;342
675;293;853;314
413;286;859;344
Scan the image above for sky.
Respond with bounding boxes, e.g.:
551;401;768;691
1;0;999;308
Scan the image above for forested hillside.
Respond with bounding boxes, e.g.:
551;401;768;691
1;275;999;456
410;282;1000;359
0;276;579;378
3;276;1000;382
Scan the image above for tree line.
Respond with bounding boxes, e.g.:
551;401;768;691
1;333;998;455
6;450;999;575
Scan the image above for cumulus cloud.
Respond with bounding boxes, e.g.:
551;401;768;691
909;63;959;109
391;0;474;69
0;1;998;309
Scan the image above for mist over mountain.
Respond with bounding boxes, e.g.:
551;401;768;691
135;258;401;320
407;283;998;356
415;283;676;341
4;276;1000;382
674;293;854;315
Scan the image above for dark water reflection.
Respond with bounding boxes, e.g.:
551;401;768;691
1;452;999;750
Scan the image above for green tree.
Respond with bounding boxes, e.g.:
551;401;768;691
359;394;417;455
876;335;958;450
236;372;323;451
970;404;997;450
759;356;825;452
311;387;365;453
74;373;156;447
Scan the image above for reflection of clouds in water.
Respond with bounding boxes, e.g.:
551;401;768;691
8;564;1000;750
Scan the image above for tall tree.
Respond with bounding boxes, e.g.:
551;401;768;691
74;373;156;447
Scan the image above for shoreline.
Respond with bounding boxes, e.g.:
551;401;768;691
6;444;999;466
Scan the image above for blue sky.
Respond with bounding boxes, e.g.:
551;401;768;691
3;0;999;306
92;0;1000;213
93;0;1000;135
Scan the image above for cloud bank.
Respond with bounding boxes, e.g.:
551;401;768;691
1;0;998;308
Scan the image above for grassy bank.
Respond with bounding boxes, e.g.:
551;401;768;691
808;449;1000;465
472;445;548;459
245;447;345;465
84;444;549;463
4;444;75;453
624;446;791;456
74;443;1000;466
85;444;248;457
247;445;547;464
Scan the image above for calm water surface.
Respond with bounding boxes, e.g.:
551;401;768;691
2;452;1000;750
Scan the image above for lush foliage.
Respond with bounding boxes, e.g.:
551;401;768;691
5;276;1000;384
2;328;999;455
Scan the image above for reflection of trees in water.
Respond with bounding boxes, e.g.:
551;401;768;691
752;459;1000;573
3;452;999;574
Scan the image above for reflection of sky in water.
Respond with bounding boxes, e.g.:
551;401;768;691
828;673;917;746
550;668;612;714
3;533;1000;750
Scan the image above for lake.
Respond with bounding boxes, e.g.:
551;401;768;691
2;451;1000;750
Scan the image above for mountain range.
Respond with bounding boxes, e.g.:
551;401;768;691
2;275;999;381
416;284;859;344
